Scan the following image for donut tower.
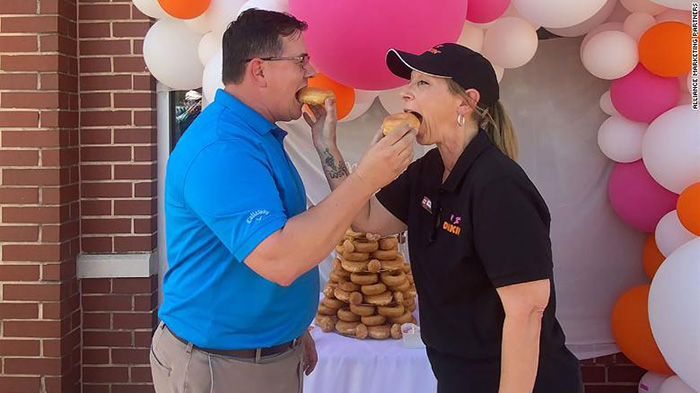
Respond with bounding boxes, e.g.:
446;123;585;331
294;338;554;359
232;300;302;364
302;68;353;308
315;230;417;340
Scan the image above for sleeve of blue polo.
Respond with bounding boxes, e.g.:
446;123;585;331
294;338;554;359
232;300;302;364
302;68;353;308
183;142;288;263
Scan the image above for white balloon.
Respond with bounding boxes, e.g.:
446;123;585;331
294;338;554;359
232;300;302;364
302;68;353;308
600;90;619;116
620;0;667;15
656;211;698;257
458;23;485;53
202;51;224;103
501;3;541;30
513;0;607;28
642;105;700;193
339;100;374;123
198;32;221;66
581;30;638;80
354;90;380;104
493;65;505;83
144;19;204;90
597;116;647;162
379;87;405;114
649;237;700;392
204;0;249;35
647;0;691;10
547;0;617;37
236;0;288;18
185;14;211;34
482;17;538;69
623;13;657;40
660;376;698;393
581;22;623;57
133;0;169;19
655;9;692;24
639;371;671;393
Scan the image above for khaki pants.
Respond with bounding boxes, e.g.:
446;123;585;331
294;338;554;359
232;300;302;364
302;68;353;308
150;322;304;393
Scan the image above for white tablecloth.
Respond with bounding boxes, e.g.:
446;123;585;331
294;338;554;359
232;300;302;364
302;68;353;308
303;325;437;393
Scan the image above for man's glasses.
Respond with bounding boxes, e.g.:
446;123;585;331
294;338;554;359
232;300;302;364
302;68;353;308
244;54;311;68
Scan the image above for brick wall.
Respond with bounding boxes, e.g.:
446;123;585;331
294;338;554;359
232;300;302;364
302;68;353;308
582;354;646;393
0;0;82;391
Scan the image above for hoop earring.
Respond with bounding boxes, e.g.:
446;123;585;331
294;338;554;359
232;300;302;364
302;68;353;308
457;114;465;127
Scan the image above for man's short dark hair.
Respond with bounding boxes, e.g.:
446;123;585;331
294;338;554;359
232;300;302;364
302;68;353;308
222;9;308;85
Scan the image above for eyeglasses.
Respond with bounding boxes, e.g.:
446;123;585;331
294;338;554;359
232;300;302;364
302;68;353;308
244;54;311;68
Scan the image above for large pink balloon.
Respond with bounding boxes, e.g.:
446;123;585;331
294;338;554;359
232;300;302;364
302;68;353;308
608;160;678;232
467;0;510;23
288;0;467;90
611;64;680;123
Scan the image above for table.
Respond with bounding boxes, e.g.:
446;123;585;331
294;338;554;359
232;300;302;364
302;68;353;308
303;324;437;393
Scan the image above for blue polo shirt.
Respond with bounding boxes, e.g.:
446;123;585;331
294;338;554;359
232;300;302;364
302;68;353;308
160;89;319;350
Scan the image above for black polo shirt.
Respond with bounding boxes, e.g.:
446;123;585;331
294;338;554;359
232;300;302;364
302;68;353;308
376;130;570;360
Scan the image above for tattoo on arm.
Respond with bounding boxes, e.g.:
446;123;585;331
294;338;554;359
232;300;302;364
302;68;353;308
321;148;348;179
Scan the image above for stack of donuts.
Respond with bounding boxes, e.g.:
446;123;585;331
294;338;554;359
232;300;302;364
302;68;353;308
315;230;417;340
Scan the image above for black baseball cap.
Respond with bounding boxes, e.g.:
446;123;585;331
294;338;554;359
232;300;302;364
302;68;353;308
386;43;500;106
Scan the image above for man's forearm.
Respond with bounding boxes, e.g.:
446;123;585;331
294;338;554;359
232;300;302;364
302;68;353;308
498;314;543;393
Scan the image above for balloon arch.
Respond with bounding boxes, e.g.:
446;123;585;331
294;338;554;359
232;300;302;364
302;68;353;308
135;0;699;391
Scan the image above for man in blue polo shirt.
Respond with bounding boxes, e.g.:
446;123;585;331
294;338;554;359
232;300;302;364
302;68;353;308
150;9;417;393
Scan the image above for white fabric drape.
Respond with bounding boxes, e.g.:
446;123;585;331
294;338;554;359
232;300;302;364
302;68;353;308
280;37;648;360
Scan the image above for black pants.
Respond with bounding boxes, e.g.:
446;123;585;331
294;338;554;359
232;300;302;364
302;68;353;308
426;347;583;393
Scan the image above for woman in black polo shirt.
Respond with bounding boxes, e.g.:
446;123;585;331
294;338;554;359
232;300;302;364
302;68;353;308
310;43;583;393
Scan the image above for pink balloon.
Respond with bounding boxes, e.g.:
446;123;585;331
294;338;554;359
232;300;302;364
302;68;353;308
608;160;678;232
611;64;681;123
288;0;467;90
466;0;510;23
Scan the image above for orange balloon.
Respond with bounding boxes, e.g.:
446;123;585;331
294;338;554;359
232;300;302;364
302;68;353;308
678;182;700;236
611;285;673;374
639;22;692;77
308;73;355;120
642;235;665;280
158;0;210;19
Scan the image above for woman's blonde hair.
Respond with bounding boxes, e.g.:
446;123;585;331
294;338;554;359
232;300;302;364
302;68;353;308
447;79;518;160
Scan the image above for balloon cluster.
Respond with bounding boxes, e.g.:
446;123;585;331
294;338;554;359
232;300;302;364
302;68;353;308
137;1;698;389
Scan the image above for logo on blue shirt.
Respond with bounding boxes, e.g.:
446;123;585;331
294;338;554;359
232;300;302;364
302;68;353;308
246;209;270;224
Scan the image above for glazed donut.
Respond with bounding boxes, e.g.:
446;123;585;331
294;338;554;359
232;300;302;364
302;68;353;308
380;271;406;287
365;291;393;306
377;303;405;318
318;304;338;316
341;259;368;273
393;291;405;304
337;307;361;322
361;282;387;296
350;272;379;286
343;251;370;262
407;273;414;284
352;240;379;253
402;296;415;308
388;311;413;325
368;324;391;339
402;264;411;274
322;297;344;309
334;287;350;302
355;323;368;339
407;285;417;298
338;280;360;292
323;283;336;299
332;258;342;270
345;229;363;239
407;302;417;313
391;323;403;339
378;237;399;251
366;233;382;242
297;87;335;106
371;249;398;260
367;259;382;273
361;314;387;326
335;320;360;336
390;279;411;292
343;239;355;253
349;291;364;305
315;314;338;333
350;303;375;317
381;258;405;272
381;112;420;136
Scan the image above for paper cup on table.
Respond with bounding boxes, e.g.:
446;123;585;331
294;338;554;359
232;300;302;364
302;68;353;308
401;323;426;349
